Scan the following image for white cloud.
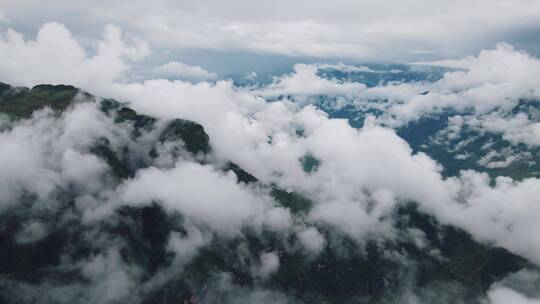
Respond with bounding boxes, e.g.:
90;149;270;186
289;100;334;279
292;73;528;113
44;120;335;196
119;162;292;236
106;57;540;267
81;248;139;303
256;252;280;279
436;172;540;265
0;22;148;88
297;226;326;254
167;224;210;265
154;61;217;81
488;286;540;304
259;43;540;148
0;103;118;208
467;112;540;147
388;43;540;120
259;63;366;99
316;62;379;73
2;22;540;277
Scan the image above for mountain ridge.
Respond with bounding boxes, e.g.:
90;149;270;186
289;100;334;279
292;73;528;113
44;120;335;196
0;81;535;303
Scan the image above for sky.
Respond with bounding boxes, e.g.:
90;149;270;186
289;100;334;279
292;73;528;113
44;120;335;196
2;0;540;74
1;1;540;303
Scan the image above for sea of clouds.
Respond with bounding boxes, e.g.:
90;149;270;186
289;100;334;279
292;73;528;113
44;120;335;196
0;22;539;303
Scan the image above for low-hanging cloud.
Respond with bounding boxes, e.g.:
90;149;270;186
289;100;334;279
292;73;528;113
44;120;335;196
1;21;540;303
154;61;217;81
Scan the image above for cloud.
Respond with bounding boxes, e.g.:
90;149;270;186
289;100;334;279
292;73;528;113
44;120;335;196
491;269;540;300
437;172;540;265
259;63;366;99
3;22;540;151
0;9;10;24
167;224;209;265
119;162;292;236
0;22;148;88
0;103;117;208
488;286;540;304
81;248;140;303
259;43;540;148
297;226;326;254
15;221;48;244
3;0;540;61
107;54;540;267
2;21;540;302
62;35;540;266
316;62;389;73
154;61;217;81
197;272;293;303
255;252;280;279
466;112;540;147
2;23;540;265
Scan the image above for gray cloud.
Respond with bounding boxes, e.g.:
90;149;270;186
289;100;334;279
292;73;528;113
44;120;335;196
2;0;540;63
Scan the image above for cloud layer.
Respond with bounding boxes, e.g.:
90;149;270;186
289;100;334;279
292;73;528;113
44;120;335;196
3;0;540;62
1;21;540;303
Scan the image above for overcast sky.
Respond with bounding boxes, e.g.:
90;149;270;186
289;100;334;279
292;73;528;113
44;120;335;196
1;0;540;74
